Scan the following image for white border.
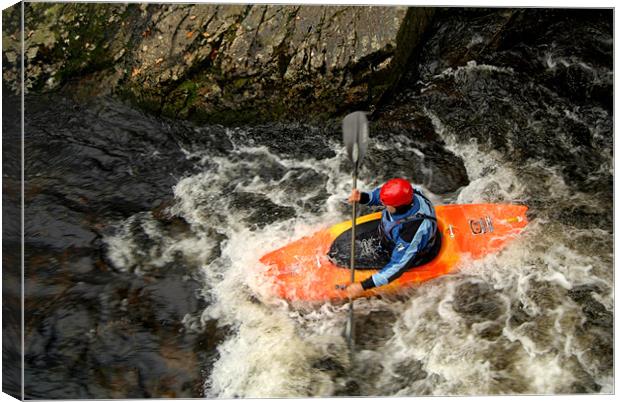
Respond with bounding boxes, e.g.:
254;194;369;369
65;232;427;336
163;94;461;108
0;1;616;402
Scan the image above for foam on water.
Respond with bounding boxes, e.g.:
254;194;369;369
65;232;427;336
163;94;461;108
103;112;612;396
103;211;215;275
433;61;515;84
96;8;612;396
417;111;612;394
165;141;356;396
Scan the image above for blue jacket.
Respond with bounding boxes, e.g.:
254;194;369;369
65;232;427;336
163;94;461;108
359;185;438;290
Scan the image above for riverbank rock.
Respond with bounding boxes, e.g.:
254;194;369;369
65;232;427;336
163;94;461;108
2;3;434;124
2;3;133;94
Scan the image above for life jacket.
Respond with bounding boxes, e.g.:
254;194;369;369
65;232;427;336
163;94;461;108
378;190;438;254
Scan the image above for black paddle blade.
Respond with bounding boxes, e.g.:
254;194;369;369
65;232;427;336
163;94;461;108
342;111;369;167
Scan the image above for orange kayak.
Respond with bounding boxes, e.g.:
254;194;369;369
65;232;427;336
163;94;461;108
259;204;528;301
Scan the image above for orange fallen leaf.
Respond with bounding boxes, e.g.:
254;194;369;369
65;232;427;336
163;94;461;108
186;31;194;39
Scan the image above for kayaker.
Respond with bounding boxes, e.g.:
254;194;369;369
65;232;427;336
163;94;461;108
340;178;441;298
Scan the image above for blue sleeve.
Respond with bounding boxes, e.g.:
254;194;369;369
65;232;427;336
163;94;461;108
367;219;435;288
361;186;382;207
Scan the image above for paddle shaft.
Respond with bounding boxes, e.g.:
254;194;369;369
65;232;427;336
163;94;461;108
346;166;358;351
342;111;368;358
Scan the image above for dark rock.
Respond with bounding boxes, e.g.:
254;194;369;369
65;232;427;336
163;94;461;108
17;94;225;398
25;195;99;250
4;84;34;401
416;8;516;81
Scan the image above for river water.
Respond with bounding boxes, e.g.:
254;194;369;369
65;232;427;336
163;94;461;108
9;7;612;398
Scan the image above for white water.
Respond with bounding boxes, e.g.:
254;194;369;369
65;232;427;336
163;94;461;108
101;51;613;394
104;114;611;396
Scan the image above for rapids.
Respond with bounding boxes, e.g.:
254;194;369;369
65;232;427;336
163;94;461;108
11;7;612;398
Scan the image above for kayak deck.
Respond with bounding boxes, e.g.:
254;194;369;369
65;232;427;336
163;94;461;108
259;204;528;301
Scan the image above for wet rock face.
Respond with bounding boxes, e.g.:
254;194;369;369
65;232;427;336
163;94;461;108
2;3;133;94
372;108;469;195
394;8;612;200
18;94;217;398
3;3;435;124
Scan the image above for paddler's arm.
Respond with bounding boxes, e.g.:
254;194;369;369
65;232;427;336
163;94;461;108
360;219;435;290
348;186;382;206
343;282;365;298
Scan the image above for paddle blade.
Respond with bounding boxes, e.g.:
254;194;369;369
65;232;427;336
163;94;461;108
342;111;369;166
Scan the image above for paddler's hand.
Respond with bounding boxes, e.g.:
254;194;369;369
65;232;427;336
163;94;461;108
348;189;361;204
337;282;364;298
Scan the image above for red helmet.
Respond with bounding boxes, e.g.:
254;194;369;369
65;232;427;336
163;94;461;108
380;178;413;207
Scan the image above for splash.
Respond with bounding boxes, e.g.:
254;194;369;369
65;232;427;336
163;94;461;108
103;113;611;395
